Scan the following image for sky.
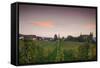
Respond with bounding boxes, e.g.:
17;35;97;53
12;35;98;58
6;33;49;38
19;4;96;38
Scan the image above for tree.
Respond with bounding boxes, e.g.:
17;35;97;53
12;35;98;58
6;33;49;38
54;34;58;40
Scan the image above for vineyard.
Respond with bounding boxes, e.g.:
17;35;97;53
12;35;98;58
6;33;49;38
19;39;96;64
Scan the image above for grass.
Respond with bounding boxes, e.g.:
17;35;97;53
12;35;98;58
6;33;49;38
19;39;96;64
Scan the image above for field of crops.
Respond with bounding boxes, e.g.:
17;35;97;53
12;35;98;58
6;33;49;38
19;39;96;64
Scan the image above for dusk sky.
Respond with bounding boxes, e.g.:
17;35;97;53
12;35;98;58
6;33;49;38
19;4;96;38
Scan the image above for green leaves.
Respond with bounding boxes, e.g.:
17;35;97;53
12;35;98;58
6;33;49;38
19;39;96;64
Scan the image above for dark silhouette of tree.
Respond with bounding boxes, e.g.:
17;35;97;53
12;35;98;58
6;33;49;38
54;34;58;40
89;32;93;40
67;35;73;41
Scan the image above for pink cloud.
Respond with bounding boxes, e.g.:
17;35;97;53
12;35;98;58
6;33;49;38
33;21;54;28
83;23;96;30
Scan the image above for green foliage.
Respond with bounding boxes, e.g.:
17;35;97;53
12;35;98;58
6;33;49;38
78;43;90;60
19;39;96;64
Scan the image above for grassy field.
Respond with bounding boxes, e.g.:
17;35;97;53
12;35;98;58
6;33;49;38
19;39;96;64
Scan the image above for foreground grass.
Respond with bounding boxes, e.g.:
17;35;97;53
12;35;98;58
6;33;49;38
19;39;96;64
